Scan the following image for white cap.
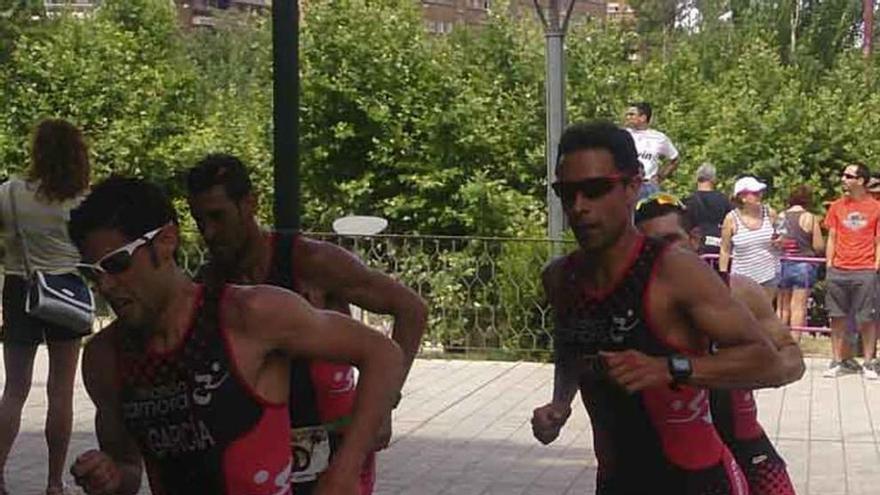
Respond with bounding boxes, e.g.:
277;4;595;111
733;176;767;196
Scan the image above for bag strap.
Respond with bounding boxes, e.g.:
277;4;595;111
9;180;34;276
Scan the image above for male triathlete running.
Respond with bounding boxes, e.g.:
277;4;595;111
635;192;801;495
531;121;802;494
185;154;427;494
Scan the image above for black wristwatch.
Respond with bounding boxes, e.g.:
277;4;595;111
667;354;693;387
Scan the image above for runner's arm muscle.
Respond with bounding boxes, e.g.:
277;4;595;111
543;260;579;406
298;238;427;379
662;250;788;389
241;286;404;482
732;276;805;385
81;330;144;494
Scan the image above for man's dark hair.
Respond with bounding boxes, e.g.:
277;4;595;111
853;163;871;184
556;121;641;177
69;176;179;252
630;102;652;122
186;153;253;201
634;201;695;233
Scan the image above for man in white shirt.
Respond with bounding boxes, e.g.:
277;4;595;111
624;102;679;198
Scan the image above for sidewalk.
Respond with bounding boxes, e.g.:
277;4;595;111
1;351;878;494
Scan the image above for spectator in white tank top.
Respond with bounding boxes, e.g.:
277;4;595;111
719;176;781;301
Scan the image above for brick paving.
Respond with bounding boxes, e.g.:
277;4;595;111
1;351;878;494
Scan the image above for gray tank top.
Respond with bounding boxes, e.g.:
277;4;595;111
782;210;815;258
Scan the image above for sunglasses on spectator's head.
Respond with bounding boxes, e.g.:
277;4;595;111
636;192;685;214
76;225;166;282
551;176;631;206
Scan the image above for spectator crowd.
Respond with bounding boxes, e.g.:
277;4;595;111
624;101;880;381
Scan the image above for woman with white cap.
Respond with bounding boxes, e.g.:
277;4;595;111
719;176;781;300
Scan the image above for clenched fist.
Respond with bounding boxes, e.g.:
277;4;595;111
531;402;572;445
71;450;123;495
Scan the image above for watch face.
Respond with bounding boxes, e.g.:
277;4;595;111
671;356;691;373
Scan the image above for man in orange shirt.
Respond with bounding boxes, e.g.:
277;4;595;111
824;163;880;378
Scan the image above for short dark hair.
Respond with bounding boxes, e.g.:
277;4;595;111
629;102;652;122
853;163;871;184
69;176;178;252
186;153;253;201
787;185;813;208
634;201;694;232
556;121;641;177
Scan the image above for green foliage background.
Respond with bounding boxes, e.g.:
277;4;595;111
2;0;878;235
1;0;869;352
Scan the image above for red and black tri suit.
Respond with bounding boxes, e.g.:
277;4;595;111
710;273;796;495
553;236;748;495
115;284;293;495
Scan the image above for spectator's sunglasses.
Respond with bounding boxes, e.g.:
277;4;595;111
636;192;686;214
76;225;166;282
552;176;632;207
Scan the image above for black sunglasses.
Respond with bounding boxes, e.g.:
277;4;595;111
551;176;631;206
842;173;858;180
76;225;166;282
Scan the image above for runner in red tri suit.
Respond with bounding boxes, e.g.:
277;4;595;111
635;192;802;495
186;155;427;494
67;177;404;495
531;121;804;494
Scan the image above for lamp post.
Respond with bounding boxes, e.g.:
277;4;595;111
532;0;577;245
272;0;300;233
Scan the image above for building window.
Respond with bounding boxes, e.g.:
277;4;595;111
425;20;450;34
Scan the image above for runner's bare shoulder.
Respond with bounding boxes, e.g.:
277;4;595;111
295;235;362;271
653;245;729;300
220;284;314;340
82;322;122;401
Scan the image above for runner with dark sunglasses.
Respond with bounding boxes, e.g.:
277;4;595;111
531;121;803;494
635;193;801;495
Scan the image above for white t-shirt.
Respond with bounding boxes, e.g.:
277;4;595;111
0;177;83;275
626;128;679;180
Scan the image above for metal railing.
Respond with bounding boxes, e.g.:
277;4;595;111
702;253;831;334
307;233;566;359
36;234;838;358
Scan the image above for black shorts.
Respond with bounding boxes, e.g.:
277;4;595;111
1;274;83;345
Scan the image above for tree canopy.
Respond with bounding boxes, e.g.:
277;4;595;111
1;0;878;237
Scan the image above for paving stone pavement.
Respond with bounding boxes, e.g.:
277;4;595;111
1;350;878;494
